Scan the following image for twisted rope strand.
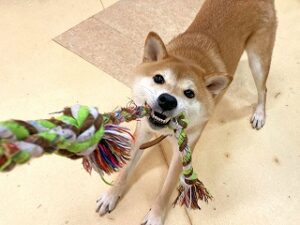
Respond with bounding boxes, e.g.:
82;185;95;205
0;104;150;172
170;115;213;209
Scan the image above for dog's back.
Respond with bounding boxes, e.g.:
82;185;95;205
169;0;277;75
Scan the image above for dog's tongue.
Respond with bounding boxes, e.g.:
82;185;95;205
140;135;168;150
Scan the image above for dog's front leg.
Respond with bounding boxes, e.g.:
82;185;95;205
141;138;181;225
96;120;153;216
141;126;203;225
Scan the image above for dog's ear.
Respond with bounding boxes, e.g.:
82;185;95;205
204;73;232;95
143;32;168;62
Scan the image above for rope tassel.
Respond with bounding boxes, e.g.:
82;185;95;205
91;125;132;175
173;176;213;209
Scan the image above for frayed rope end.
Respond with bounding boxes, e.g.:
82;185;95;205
85;124;132;177
173;178;213;210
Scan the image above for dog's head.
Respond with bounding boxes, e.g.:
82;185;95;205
133;32;230;131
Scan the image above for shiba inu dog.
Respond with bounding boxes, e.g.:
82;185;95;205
96;0;277;224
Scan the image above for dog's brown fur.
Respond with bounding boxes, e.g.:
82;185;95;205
96;1;277;224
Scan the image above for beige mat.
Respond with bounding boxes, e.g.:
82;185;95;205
54;0;300;224
55;0;203;87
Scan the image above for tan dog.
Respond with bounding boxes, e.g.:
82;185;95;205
96;0;277;224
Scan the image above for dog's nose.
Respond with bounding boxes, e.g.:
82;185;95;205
158;93;177;111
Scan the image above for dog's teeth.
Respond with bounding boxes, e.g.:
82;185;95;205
150;111;170;125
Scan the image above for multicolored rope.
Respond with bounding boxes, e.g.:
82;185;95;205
169;114;213;209
0;103;150;176
0;103;212;209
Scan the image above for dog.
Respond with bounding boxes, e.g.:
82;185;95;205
96;0;277;224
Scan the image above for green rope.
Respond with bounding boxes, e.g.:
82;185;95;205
170;114;213;209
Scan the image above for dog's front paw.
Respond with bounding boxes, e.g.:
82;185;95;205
251;105;266;130
141;209;164;225
96;186;123;216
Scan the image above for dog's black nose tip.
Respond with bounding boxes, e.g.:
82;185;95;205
158;93;177;111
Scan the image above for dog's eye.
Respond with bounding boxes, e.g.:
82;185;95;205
184;89;195;98
153;74;165;84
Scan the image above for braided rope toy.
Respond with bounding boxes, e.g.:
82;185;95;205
169;114;213;209
0;103;212;209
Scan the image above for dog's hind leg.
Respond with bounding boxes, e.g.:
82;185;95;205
246;23;276;129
